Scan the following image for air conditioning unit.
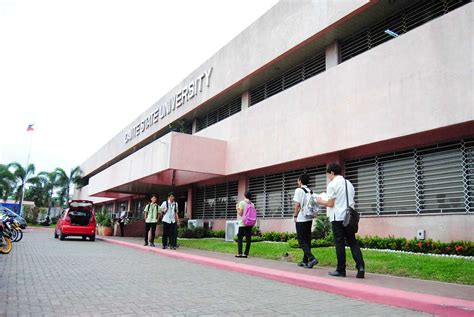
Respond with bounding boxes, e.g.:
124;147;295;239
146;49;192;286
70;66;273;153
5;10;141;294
188;219;204;229
225;220;240;242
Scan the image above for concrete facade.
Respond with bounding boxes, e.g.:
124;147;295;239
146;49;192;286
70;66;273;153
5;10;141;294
75;1;474;242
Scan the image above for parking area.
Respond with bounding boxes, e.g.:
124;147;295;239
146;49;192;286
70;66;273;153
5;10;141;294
0;229;427;316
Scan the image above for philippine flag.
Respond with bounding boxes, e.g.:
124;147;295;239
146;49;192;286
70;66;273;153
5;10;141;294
27;124;34;132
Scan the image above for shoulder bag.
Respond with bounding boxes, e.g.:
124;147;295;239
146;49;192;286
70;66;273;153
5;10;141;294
342;179;360;233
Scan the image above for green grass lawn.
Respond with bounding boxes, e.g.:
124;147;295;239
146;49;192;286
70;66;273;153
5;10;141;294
168;238;473;285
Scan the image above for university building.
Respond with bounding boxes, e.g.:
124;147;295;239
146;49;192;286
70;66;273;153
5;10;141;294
74;0;474;241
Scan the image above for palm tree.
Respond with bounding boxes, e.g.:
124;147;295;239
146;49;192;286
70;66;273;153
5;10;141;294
37;171;60;215
55;166;83;206
8;162;36;203
0;164;15;201
25;175;50;208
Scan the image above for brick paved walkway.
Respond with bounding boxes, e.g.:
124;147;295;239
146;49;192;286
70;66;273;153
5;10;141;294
0;230;428;316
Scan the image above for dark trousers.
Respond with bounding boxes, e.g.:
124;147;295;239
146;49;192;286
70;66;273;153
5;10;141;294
144;222;157;244
331;221;365;272
119;222;125;237
237;226;252;256
296;221;315;263
163;222;177;247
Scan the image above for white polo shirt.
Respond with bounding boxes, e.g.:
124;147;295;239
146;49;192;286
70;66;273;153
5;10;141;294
326;175;355;222
160;200;178;224
293;185;314;223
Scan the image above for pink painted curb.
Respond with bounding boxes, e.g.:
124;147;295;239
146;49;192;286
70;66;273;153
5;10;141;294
98;237;474;316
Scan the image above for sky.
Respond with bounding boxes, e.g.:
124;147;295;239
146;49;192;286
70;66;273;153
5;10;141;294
0;0;278;175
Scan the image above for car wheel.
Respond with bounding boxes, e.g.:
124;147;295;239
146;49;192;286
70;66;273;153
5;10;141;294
90;235;95;242
82;236;87;241
59;232;66;241
54;230;58;239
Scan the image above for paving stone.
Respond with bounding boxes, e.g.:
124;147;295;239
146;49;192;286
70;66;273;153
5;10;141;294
0;230;428;316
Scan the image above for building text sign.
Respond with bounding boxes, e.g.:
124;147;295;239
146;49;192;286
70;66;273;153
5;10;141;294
124;67;213;144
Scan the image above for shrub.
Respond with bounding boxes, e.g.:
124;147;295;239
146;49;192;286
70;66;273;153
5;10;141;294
312;216;332;240
288;238;333;249
177;227;226;239
357;236;473;257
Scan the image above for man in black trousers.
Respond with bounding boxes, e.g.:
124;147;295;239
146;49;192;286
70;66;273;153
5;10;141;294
317;163;365;278
293;173;318;269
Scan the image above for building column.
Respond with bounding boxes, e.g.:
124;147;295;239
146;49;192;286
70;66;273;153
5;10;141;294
237;175;248;201
241;91;250;110
186;187;193;219
192;119;197;134
325;41;340;70
127;198;133;212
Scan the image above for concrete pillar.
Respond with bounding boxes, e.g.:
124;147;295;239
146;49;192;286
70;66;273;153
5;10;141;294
192;119;197;134
325;41;340;70
186;187;193;219
241;91;250;110
127;198;133;212
237;175;248;201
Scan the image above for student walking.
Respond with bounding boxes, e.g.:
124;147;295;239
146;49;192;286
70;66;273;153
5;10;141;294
144;195;159;247
293;173;318;269
118;206;128;237
235;190;257;258
317;163;365;278
160;192;180;250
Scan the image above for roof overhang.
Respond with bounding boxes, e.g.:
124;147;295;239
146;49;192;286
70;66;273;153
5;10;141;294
88;132;226;197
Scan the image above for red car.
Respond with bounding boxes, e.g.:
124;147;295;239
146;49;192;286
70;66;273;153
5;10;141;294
55;200;96;241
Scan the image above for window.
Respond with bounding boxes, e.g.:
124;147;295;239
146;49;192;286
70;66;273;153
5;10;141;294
340;0;470;63
196;96;242;132
248;166;326;218
345;139;473;216
249;51;325;107
193;181;238;219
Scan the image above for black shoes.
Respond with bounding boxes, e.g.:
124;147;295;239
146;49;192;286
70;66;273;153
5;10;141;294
144;243;148;246
328;271;346;277
357;268;365;279
150;243;155;247
235;255;248;258
297;261;307;267
305;258;319;269
162;246;167;249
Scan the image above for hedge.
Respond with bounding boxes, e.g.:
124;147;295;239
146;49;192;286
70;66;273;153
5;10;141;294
287;234;473;257
358;236;473;257
177;227;225;239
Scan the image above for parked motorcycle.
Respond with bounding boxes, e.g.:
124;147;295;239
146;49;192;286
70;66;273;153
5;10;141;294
1;214;23;242
0;223;12;254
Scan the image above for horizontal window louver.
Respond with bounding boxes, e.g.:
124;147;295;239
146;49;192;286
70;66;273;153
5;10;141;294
340;0;470;62
249;166;326;218
249;51;325;107
195;96;242;132
345;138;473;216
193;181;238;219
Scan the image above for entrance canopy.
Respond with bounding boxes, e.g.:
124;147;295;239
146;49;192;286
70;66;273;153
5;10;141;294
88;132;226;198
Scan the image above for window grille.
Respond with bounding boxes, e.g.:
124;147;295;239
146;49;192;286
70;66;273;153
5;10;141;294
249;51;325;106
345;138;473;216
248;165;327;218
340;0;470;62
193;181;238;219
195;96;242;132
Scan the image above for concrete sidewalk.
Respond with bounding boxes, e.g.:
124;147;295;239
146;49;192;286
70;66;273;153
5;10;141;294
98;235;474;316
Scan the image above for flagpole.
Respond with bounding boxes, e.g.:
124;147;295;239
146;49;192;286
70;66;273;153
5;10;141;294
19;128;33;217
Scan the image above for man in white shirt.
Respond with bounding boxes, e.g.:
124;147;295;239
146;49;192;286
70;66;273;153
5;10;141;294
293;173;318;269
160;192;180;250
317;163;365;278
